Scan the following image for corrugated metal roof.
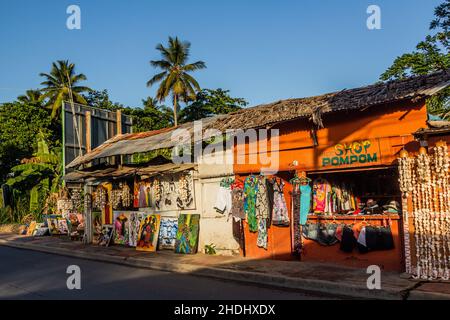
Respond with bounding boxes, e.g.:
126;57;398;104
66;116;223;169
64;163;197;181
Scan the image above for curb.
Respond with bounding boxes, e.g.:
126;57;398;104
0;239;414;300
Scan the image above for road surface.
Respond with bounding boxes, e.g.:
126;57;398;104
0;246;330;300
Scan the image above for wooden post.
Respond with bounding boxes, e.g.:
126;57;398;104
85;111;92;153
116;110;122;135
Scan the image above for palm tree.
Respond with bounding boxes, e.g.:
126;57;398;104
40;60;92;118
17;89;44;107
147;36;206;126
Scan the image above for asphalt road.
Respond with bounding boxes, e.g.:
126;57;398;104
0;246;329;300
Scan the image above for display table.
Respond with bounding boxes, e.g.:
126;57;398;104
302;214;403;271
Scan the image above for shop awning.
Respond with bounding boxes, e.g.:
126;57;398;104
64;163;197;182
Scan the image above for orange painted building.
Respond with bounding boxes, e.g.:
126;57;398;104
233;99;430;271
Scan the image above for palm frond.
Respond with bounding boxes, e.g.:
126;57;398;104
147;71;168;87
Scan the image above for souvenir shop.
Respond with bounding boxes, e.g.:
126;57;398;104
225;93;436;271
76;165;203;254
49;154;240;256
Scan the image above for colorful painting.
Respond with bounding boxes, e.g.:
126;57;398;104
57;219;69;234
138;181;152;208
95;225;114;247
67;213;85;238
128;212;144;247
33;224;48;236
158;217;178;250
26;221;37;236
92;211;102;240
113;212;130;245
175;214;200;254
47;218;68;235
43;214;61;227
136;214;161;252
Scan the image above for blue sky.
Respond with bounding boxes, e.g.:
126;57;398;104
0;0;442;108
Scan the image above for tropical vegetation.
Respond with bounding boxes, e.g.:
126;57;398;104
381;0;450;120
147;36;207;126
0;37;246;224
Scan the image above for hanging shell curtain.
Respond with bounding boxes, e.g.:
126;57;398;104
398;142;450;280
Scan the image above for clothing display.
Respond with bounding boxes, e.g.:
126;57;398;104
302;223;319;241
266;179;274;226
300;184;312;225
317;223;339;246
313;178;360;215
255;175;270;219
340;225;356;253
256;217;268;249
232;217;245;253
292;185;302;255
364;225;394;251
231;182;245;220
271;179;290;226
214;186;232;215
244;176;259;232
312;178;332;213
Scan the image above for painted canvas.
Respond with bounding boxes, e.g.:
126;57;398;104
113;212;130;245
47;218;62;235
136;214;161;252
128;212;144;247
92;211;102;240
175;214;200;254
96;225;114;247
158;217;178;250
57;219;69;234
138;181;151;208
26;221;37;236
34;224;48;236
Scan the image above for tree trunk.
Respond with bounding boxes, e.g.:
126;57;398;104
173;94;178;127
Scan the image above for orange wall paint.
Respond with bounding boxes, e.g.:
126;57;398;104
233;101;427;174
233;101;428;269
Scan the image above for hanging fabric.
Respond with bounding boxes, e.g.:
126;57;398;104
256;217;268;249
255;175;270;220
231;180;245;220
271;178;290;226
313;178;331;214
291;182;302;255
214;186;231;214
244;175;258;232
300;184;312;225
133;177;139;208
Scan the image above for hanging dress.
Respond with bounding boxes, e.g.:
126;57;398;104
231;181;245;220
256;218;268;249
133;178;139;208
300;184;311;225
244;176;258;232
255;176;269;219
230;181;246;251
271;179;290;226
291;182;302;255
255;175;269;249
313;178;330;214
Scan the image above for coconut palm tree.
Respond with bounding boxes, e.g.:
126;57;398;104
17;89;44;107
147;36;206;126
40;60;92;118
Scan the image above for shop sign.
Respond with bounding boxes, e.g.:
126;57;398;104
321;140;379;167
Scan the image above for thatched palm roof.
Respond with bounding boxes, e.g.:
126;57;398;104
212;70;450;130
